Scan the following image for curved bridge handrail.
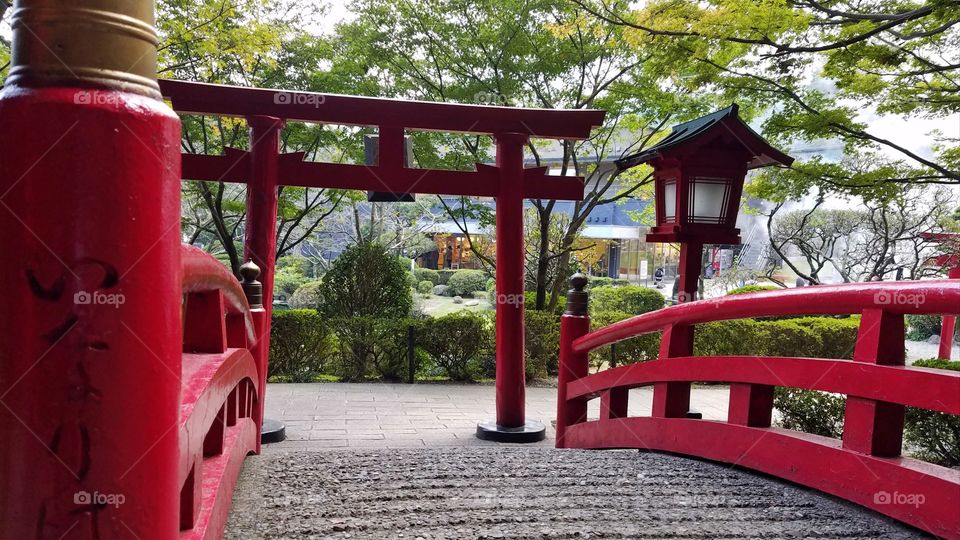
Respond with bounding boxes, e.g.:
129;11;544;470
573;280;960;355
556;278;960;538
180;244;257;345
566;355;960;414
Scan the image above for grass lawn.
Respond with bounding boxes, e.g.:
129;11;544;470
418;294;494;317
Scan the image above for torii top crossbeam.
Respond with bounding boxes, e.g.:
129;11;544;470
159;80;606;200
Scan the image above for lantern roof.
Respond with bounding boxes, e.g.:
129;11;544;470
615;104;794;171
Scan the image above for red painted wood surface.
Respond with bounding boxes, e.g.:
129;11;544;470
182;152;586;200
557;280;960;538
493;133;529;428
0;87;183;538
178;247;262;539
159;79;605;138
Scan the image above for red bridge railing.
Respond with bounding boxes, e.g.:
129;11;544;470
556;277;960;538
178;245;266;539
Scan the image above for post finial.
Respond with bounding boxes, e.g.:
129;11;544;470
564;273;589;316
239;260;263;309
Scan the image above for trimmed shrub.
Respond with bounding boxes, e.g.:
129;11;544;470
791;316;860;359
289;280;323;310
589;311;661;371
774;387;846;438
319;242;412;319
726;284;780;295
588;276;613;289
417;312;492;381
694;318;855;360
269;310;335;382
448;269;488;297
417;280;434;295
525;310;561;379
905;359;960;466
432;284;450;297
330;317;414;382
694;319;764;357
759;320;823;358
414;268;441;285
437;269;456;285
589;286;665;316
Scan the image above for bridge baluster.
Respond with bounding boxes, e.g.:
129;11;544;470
652;324;693;418
842;308;907;457
728;383;775;427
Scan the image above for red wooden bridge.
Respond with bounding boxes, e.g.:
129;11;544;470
0;2;958;539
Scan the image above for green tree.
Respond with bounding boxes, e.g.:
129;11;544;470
318;242;413;319
331;0;718;311
158;0;347;273
577;0;959;201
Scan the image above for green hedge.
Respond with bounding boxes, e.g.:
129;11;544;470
726;284;780;295
447;269;488;296
693;317;859;360
328;317;411;382
525;310;561;379
416;280;433;295
269;310;335;382
417;311;492;381
589;310;661;371
588;276;630;289
437;269;456;285
589;286;665;316
414;268;441;285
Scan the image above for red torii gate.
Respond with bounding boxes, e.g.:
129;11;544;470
159;79;605;441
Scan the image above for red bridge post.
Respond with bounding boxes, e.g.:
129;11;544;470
477;132;546;442
556;275;591;448
0;1;182;537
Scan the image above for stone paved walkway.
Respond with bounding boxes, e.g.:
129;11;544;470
260;382;732;450
226;448;921;539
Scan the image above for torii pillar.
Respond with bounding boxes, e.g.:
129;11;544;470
922;232;959;361
476;133;546;442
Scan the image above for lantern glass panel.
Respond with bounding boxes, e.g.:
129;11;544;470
688;176;730;224
662;179;676;222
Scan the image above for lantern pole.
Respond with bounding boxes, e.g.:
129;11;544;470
477;132;546;443
0;1;182;537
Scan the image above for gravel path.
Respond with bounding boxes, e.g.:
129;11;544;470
225;448;923;539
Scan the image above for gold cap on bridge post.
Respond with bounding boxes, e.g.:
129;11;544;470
6;0;161;99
